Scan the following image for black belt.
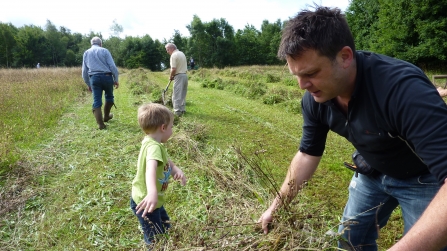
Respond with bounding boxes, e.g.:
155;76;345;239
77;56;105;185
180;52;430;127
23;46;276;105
175;73;186;76
90;72;112;77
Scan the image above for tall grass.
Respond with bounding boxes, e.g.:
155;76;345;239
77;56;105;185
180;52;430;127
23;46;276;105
0;68;86;173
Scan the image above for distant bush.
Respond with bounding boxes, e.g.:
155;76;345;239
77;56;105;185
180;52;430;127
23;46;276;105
280;99;302;114
245;82;267;99
265;73;281;83
283;77;297;86
201;78;224;89
263;94;284;105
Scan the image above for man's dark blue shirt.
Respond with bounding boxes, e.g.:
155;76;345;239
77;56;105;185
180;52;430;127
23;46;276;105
300;51;447;183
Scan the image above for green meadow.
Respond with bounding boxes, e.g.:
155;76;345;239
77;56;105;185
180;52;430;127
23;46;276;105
2;66;444;250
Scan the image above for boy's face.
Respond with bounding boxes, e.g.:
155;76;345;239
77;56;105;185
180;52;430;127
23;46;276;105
160;119;173;143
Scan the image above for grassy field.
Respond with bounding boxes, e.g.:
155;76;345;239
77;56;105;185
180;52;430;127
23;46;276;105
3;66;443;250
0;68;85;174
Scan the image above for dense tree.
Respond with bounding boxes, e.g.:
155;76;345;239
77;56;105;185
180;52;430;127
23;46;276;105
65;49;76;66
103;36;123;65
45;20;66;66
258;20;283;65
235;25;263;65
139;35;164;71
371;1;417;60
171;30;188;53
187;15;208;68
0;22;17;67
345;0;380;51
407;0;447;67
347;0;447;69
13;25;49;67
204;18;235;68
186;17;236;68
117;35;163;70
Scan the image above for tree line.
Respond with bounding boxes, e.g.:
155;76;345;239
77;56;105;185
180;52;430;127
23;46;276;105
1;1;447;70
0;17;283;70
346;0;447;69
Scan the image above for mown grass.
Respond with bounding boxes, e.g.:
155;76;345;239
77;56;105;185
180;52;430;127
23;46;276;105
0;66;421;250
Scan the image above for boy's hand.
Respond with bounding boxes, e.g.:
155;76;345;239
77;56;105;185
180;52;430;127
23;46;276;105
172;169;187;186
135;192;158;217
169;161;187;186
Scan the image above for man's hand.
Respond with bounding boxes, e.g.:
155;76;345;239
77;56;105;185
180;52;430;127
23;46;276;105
169;76;174;81
88;86;92;92
114;82;119;89
258;209;274;234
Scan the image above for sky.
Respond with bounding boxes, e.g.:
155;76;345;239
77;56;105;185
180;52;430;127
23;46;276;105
1;0;350;41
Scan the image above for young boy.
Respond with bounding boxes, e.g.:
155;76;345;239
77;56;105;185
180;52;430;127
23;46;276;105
130;103;187;247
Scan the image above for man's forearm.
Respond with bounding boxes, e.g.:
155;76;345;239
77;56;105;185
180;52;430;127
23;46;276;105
269;151;320;211
389;180;447;250
170;67;177;79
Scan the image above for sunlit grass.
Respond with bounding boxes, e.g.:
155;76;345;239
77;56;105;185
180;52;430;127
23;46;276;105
0;66;414;250
0;67;86;172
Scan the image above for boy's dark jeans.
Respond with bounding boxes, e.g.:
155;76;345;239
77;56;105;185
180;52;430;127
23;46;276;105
130;198;171;245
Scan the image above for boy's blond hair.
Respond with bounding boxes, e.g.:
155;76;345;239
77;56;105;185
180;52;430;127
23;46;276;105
138;103;174;134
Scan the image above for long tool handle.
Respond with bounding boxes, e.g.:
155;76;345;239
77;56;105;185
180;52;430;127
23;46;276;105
164;80;172;93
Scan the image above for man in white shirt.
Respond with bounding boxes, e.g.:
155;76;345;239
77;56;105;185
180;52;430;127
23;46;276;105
165;43;188;116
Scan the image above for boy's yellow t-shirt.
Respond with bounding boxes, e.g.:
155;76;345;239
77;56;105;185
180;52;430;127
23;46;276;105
131;136;171;208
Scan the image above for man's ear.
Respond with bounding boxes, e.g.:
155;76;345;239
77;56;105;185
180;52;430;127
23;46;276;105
160;124;166;131
339;46;354;69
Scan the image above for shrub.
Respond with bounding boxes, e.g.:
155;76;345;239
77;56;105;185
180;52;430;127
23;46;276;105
263;94;285;105
283;77;297;86
280;99;302;114
246;82;267;99
265;73;281;83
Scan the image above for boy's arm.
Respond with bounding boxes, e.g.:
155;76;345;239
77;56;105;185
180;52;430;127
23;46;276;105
169;160;187;186
135;159;158;217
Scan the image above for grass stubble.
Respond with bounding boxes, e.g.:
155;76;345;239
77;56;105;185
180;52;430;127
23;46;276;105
0;67;410;250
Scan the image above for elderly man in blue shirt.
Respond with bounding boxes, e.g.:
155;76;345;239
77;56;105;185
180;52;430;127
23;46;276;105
82;36;119;129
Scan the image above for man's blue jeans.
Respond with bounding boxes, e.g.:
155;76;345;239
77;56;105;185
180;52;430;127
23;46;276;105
338;172;445;251
89;74;114;109
130;198;171;245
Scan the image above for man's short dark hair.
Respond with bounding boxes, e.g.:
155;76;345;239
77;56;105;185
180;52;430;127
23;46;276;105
278;5;355;61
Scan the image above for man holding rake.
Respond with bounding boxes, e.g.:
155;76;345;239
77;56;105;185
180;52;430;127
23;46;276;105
165;43;188;116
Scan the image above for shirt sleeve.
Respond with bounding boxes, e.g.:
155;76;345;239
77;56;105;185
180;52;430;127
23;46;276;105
387;73;447;183
146;145;164;163
104;50;119;82
81;52;90;86
299;92;330;156
171;52;178;68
